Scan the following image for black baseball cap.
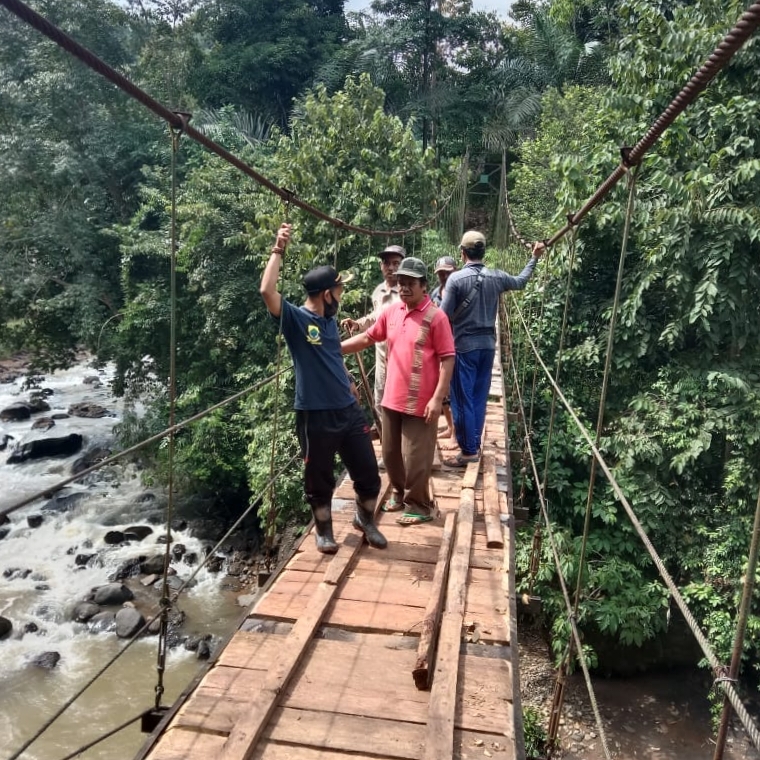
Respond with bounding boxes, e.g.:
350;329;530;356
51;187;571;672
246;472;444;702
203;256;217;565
303;265;354;294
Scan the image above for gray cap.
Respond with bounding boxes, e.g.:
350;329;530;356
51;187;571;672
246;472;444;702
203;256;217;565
380;244;406;259
396;257;427;279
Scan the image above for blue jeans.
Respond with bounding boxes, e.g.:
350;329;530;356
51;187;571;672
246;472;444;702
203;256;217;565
450;348;494;456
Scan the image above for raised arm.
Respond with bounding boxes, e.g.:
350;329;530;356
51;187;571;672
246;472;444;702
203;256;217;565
259;223;291;318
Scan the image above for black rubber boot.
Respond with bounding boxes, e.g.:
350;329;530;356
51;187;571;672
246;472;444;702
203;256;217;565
312;505;338;554
353;498;388;549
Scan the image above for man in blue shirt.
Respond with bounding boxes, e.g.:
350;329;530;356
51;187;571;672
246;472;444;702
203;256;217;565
260;223;386;553
440;230;544;466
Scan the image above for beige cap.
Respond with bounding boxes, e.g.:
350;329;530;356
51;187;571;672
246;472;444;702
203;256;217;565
460;230;486;249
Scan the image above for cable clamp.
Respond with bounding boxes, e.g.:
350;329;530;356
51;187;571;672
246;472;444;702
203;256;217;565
620;146;639;168
566;213;579;227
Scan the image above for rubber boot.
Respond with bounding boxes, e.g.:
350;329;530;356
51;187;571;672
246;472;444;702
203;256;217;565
312;504;338;554
352;498;388;549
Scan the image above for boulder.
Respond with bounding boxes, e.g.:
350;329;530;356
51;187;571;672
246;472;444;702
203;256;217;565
30;651;60;669
124;525;153;541
51;413;70;420
92;583;134;606
0;433;13;451
31;417;55;432
110;557;145;581
197;639;212;660
23;622;39;634
68;402;109;419
72;601;101;623
114;607;144;638
71;445;112;475
88;611;116;633
75;553;96;567
43;491;89;513
0;527;10;541
103;530;125;545
27;397;51;413
7;433;83;464
171;543;186;561
0;616;12;639
140;555;167;575
26;514;43;529
0;402;31;422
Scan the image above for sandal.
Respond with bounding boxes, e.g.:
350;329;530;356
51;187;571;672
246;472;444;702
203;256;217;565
442;453;479;468
396;510;434;526
381;493;405;512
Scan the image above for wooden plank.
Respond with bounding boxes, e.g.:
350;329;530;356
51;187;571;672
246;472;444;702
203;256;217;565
423;486;475;760
483;454;503;549
454;730;515;760
215;631;284;670
253;746;394;760
147;728;227;760
282;636;429;723
263;707;425;760
326;597;427;634
220;533;363;760
339;571;432;608
460;458;482;490
413;511;457;690
457;654;513;732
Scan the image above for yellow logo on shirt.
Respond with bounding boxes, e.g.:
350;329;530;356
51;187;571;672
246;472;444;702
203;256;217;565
306;325;322;345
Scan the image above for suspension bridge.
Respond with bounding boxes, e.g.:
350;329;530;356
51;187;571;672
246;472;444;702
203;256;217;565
2;0;760;759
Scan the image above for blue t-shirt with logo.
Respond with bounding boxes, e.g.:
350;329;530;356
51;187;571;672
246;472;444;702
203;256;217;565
276;300;355;411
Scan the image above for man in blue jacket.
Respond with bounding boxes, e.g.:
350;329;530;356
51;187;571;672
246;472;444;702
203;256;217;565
440;230;544;466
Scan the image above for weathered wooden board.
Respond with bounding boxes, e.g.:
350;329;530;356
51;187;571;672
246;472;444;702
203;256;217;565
215;631;284;670
147;728;227;760
454;730;515;760
282;637;429;722
253;746;395;760
338;571;432;609
457;654;513;732
325;597;427;634
263;707;425;760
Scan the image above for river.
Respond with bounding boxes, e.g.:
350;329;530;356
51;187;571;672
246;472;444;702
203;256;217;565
0;361;244;760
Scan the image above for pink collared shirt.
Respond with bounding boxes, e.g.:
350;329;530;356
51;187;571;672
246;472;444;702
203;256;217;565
366;296;455;417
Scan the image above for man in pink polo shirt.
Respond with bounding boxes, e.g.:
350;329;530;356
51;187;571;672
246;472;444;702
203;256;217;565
341;257;455;525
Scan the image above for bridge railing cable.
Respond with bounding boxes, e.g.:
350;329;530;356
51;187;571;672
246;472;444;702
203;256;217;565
512;303;760;753
0;0;462;239
503;304;613;760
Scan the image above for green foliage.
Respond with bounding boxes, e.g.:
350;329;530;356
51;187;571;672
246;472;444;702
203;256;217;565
523;704;548;758
511;0;760;673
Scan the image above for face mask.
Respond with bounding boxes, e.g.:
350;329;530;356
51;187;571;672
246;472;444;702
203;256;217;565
323;292;339;318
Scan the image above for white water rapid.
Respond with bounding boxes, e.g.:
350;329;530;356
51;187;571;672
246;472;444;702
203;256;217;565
0;362;243;760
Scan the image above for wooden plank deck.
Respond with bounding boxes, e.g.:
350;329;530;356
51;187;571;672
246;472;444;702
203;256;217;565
136;360;523;760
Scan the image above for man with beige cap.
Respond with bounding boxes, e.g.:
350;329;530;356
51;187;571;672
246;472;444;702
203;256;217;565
440;230;544;466
341;244;405;410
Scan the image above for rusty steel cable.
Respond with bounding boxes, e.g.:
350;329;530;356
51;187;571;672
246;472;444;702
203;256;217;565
0;0;461;238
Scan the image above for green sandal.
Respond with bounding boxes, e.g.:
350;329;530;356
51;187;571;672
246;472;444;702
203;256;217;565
396;511;434;526
381;494;405;512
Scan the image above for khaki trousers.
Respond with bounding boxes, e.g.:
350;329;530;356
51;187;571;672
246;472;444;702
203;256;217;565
381;407;437;511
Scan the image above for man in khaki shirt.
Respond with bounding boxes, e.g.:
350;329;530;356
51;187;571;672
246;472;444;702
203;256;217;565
341;244;405;409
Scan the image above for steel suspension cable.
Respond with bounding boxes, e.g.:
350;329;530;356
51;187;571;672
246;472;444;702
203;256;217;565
153;123;183;716
6;451;300;760
547;166;639;752
512;304;760;753
504;308;613;760
713;483;760;759
0;0;460;239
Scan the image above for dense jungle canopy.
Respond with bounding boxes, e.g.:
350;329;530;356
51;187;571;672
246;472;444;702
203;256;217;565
2;0;760;689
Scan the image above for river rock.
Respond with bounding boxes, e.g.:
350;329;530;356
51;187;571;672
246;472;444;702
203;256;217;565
51;413;69;420
43;491;89;513
71;445;112;475
7;433;83;464
26;514;43;528
92;583;134;606
124;525;153;541
0;433;13;451
68;402;109;419
140;555;167;575
88;611;116;633
75;553;96;567
83;376;102;386
110;557;145;581
23;622;39;634
103;530;126;545
72;601;101;623
0;402;31;422
31;417;55;432
27;397;51;413
171;543;186;561
197;639;211;660
0;526;10;541
30;651;60;669
114;607;144;638
0;616;12;639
